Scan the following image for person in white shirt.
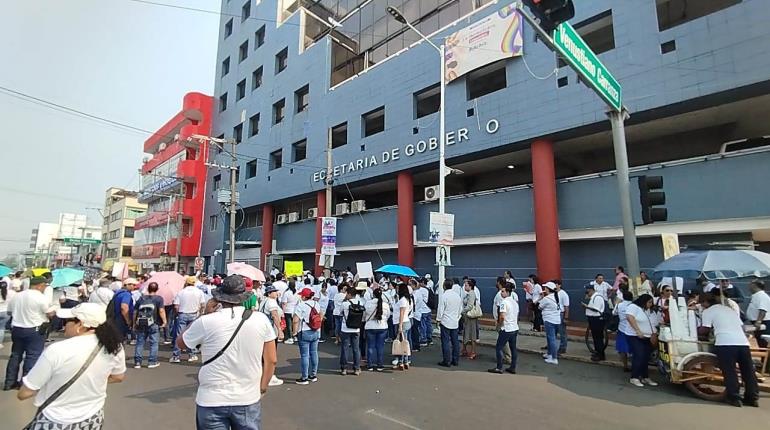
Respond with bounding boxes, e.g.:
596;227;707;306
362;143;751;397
436;280;462;367
280;281;299;344
488;282;519;374
259;285;285;387
503;270;516;288
614;290;634;372
0;279;16;347
364;288;391;371
424;274;434;294
699;293;759;407
747;279;770;350
170;277;207;363
591;274;612;302
412;279;431;347
272;274;288;296
4;277;54;391
17;303;126;427
624;294;659;387
638;271;654;297
554;280;570;354
539;283;561;364
293;288;321;385
332;283;347;344
89;279;114;306
492;277;513;364
180;275;277;427
582;283;607;361
339;285;364;375
394;283;414;370
317;281;331;343
526;275;544;331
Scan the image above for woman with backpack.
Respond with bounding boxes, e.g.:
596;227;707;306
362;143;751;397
339;285;365;375
365;288;390;371
293;288;321;385
394;283;414;370
281;281;298;344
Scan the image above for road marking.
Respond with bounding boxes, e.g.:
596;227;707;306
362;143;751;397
365;409;423;430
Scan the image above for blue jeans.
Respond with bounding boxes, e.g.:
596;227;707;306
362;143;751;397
134;324;160;365
420;313;433;344
4;327;44;388
334;315;343;338
628;335;652;380
163;305;176;342
558;321;568;352
173;313;199;358
410;318;421;348
387;318;395;341
196;402;262;430
339;331;360;370
495;330;518;370
439;324;459;365
298;330;319;379
0;313;10;344
544;321;559;359
398;320;412;364
366;329;387;368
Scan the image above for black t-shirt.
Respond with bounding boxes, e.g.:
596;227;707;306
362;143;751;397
136;295;164;324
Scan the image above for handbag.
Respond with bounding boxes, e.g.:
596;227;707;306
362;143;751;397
23;344;102;430
391;332;411;356
467;296;483;319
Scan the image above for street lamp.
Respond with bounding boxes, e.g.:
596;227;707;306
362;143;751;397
386;6;448;284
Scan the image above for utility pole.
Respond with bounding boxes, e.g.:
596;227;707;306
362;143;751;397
324;130;333;273
228;138;237;265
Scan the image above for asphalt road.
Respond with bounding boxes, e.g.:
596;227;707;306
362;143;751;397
0;339;768;429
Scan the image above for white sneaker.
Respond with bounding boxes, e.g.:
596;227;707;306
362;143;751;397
268;375;284;386
392;358;399;366
542;354;552;359
188;355;199;362
630;378;644;387
148;363;160;369
169;357;180;363
285;339;295;345
642;378;658;387
544;358;559;365
134;364;141;369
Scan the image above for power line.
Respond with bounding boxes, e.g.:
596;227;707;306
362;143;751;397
0;186;103;206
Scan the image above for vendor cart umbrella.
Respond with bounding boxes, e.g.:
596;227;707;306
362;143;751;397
31;268;50;277
652;250;770;280
375;264;419;278
0;265;12;277
227;262;266;282
51;268;85;288
146;271;186;304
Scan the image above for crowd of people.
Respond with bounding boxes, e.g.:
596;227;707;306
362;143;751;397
0;263;767;428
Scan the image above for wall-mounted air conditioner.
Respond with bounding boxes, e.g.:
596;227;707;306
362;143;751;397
350;200;366;213
307;208;318;218
335;203;350;216
276;214;288;224
288;212;299;223
424;186;439;201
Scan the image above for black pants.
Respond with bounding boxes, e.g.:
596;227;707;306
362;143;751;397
753;320;770;348
714;345;758;402
587;316;606;357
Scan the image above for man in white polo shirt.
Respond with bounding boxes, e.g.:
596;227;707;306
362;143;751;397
747;279;770;350
582;283;606;362
3;277;54;391
437;280;462;367
171;276;206;363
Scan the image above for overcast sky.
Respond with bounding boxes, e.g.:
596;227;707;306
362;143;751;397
0;0;219;257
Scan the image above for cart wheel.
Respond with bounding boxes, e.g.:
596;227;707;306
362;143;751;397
584;327;610;355
682;355;727;402
648;349;659;366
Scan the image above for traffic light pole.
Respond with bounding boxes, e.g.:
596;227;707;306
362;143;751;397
609;109;641;291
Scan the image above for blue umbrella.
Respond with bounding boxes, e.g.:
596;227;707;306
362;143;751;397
375;264;419;278
0;265;12;277
652;250;770;280
51;268;85;288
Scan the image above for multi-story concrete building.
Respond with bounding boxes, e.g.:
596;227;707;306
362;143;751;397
201;0;770;310
133;93;213;273
27;222;58;267
100;187;147;273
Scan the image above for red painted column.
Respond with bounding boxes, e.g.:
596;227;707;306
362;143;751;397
531;140;562;280
260;204;274;272
397;172;414;267
315;191;326;276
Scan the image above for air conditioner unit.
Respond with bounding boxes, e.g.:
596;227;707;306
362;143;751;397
287;212;299;223
350;200;366;213
307;207;318;218
424;185;439;201
276;214;288;224
335;203;350;216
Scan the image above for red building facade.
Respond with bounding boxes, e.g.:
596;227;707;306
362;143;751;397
132;92;213;273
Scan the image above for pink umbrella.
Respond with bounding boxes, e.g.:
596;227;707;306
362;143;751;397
147;271;185;304
227;262;266;282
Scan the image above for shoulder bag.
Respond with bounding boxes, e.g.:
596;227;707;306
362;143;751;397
23;344;102;430
202;309;253;366
467;295;483;319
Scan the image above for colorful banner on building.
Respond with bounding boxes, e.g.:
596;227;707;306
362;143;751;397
321;217;337;256
429;212;455;246
444;5;524;83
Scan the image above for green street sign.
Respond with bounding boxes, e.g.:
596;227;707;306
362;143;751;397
63;237;101;245
553;22;622;111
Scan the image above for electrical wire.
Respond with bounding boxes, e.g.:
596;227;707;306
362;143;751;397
521;55;558;80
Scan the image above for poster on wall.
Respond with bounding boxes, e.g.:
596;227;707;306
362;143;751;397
435;245;452;267
321;217;337;256
444;5;524;83
429;212;455;245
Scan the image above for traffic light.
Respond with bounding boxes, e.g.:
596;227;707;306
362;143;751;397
521;0;576;34
638;175;667;225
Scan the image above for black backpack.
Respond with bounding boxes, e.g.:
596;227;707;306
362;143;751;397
105;290;130;321
345;299;365;329
135;298;156;329
426;287;438;311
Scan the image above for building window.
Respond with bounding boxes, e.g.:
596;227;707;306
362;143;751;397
236;79;246;100
252;67;263;90
109;229;119;240
467;60;507;100
294;85;309;113
255;25;265;48
558;10;614;69
249;113;260;137
121;246;132;257
245;211;259;228
209;215;218;232
110;211;121;222
221;57;230;77
362;106;385;137
219;93;228;112
224;18;233;39
414;83;441;119
292;139;307;162
269;149;282;170
213;174;221;190
124;227;134;238
233;123;243;143
331;122;347;148
273;99;285;125
241;0;250;22
657;0;741;31
246;160;257;178
275;48;288;74
239;40;249;62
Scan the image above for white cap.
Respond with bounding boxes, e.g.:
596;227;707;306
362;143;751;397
318;276;325;282
123;277;139;285
544;282;557;291
56;303;107;328
424;274;431;279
